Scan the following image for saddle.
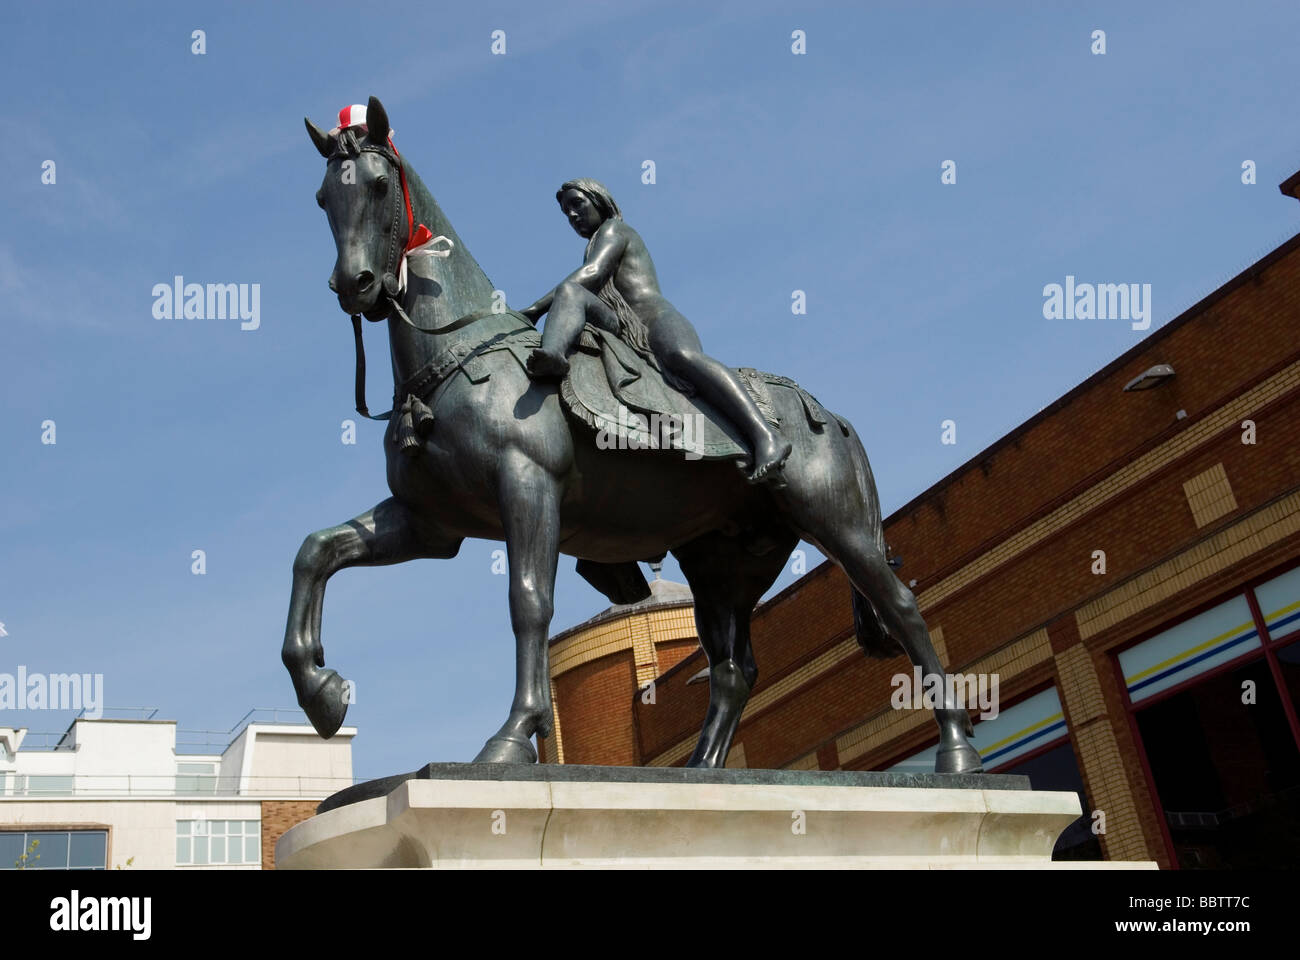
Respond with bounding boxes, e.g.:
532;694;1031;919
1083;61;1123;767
555;325;846;461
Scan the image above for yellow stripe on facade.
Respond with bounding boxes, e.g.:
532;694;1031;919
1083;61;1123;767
1265;598;1300;626
1124;619;1255;685
980;712;1064;756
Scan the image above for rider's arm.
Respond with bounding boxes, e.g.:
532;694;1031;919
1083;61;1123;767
520;290;554;323
521;223;626;321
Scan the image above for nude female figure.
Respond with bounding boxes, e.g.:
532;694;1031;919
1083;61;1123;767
521;178;792;483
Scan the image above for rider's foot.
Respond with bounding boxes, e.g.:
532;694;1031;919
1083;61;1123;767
745;433;792;484
526;347;569;379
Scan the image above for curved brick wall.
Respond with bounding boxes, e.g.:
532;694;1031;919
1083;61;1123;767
538;595;698;765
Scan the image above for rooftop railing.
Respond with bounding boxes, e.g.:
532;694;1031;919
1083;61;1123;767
175;708;318;753
0;773;355;799
73;707;160;720
17;708;320;753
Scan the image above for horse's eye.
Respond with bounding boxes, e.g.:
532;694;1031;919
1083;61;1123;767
316;189;326;208
374;175;389;193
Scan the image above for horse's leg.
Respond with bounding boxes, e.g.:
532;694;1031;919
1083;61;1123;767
676;532;794;768
834;537;981;772
682;578;747;769
282;496;461;738
776;435;982;773
471;457;562;764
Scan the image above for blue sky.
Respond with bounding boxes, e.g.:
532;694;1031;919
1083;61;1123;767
2;1;1298;779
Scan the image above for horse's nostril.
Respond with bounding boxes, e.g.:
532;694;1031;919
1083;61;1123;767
355;271;375;292
328;274;338;292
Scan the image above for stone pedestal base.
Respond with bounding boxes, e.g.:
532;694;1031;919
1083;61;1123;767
276;764;1155;869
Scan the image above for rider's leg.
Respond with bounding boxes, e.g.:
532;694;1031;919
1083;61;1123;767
649;307;791;482
527;281;617;378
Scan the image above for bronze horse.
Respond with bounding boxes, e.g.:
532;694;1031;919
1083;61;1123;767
285;96;980;773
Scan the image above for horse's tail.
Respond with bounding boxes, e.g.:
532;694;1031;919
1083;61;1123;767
851;560;903;659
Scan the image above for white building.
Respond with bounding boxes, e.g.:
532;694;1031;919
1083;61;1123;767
0;709;354;869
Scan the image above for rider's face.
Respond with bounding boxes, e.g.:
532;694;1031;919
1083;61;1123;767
559;189;603;239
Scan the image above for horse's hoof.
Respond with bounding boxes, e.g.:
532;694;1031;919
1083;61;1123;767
935;744;983;774
684;745;720;768
303;669;349;739
684;757;721;769
472;735;538;764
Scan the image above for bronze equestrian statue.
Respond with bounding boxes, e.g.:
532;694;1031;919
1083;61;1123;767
287;96;980;773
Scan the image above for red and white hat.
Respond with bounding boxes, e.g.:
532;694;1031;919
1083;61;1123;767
330;103;389;138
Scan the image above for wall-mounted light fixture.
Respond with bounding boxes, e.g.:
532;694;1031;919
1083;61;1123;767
1123;363;1176;392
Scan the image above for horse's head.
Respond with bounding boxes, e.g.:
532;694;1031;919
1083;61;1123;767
305;96;410;319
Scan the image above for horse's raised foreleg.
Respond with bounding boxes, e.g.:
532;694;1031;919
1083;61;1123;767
471;457;561;764
282;496;461;738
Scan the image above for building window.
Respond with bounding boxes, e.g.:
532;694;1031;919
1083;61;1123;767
1276;638;1300;717
1255;564;1300;643
1118;594;1259;704
1117;571;1300;870
10;775;75;796
0;830;107;869
176;762;218;795
176;820;260;866
1131;655;1300;869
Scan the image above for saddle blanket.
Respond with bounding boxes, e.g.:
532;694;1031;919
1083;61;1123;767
493;321;845;461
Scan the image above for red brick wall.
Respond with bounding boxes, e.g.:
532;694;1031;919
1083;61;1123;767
261;800;319;869
553;651;640;765
657;638;702;675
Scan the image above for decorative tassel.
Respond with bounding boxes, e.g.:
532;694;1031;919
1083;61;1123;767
396;395;421;458
409;395;436;438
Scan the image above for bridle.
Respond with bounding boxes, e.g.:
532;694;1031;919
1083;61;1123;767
328;129;466;420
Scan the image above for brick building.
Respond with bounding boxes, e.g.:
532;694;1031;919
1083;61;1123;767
541;171;1300;869
538;568;699;765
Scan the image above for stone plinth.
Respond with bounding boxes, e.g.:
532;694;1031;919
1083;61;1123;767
275;763;1156;869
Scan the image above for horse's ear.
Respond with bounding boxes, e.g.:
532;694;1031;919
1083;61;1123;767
305;117;332;158
366;96;390;143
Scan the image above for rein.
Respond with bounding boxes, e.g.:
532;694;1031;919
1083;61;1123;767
350;305;500;421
